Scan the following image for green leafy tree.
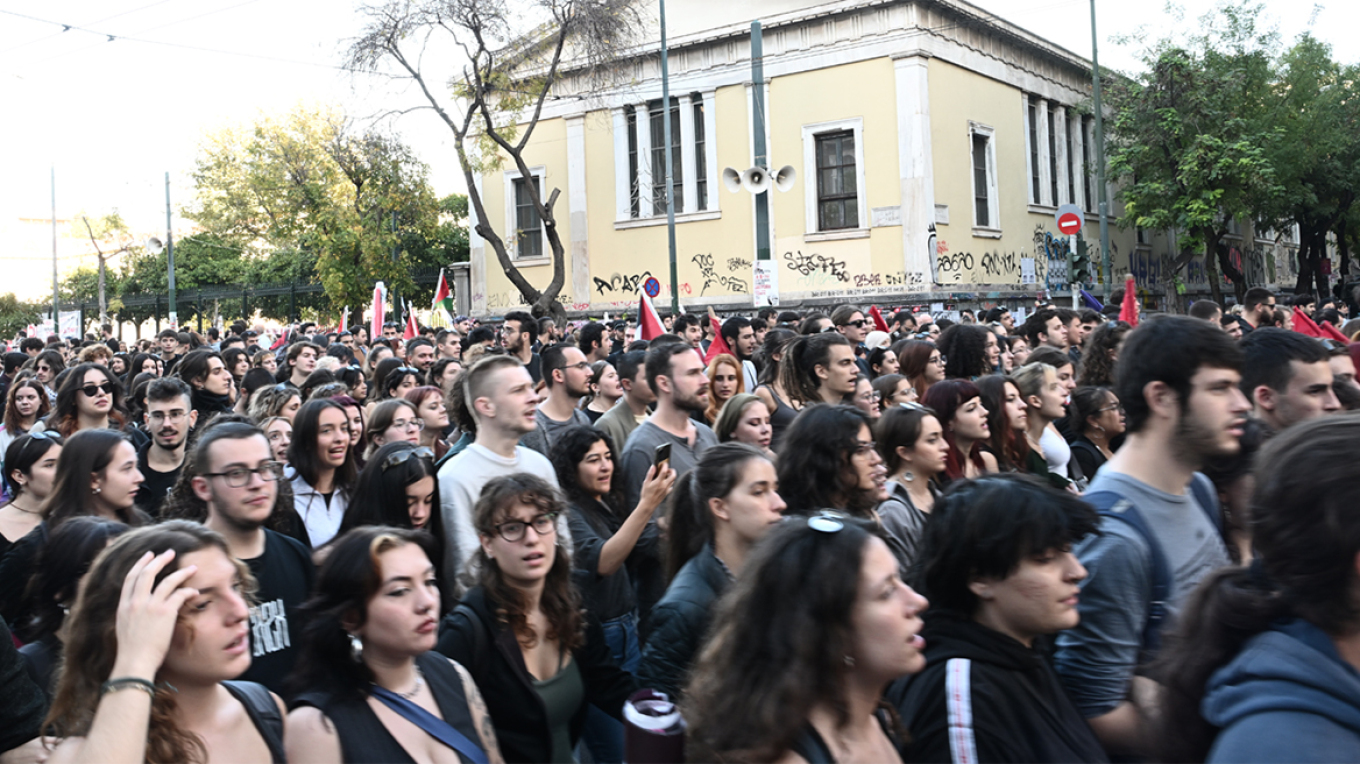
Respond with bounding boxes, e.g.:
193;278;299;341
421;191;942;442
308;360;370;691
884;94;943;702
0;294;43;339
1106;2;1283;305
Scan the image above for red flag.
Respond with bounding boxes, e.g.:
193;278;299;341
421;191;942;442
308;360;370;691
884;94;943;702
703;311;733;365
1119;276;1139;327
638;290;664;341
868;305;890;333
403;302;419;340
370;282;385;342
1292;306;1324;338
270;327;290;351
338;307;348;335
1319;317;1350;342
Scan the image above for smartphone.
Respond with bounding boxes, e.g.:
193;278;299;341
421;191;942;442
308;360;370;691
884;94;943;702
653;442;672;472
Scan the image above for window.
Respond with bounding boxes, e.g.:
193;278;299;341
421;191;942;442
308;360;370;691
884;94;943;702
649;98;683;213
626;107;640;218
1028;101;1041;203
1048;107;1058;206
693;99;707;213
513;176;542;260
1066;115;1076;207
969;123;999;232
815;131;858;231
1082;116;1093;212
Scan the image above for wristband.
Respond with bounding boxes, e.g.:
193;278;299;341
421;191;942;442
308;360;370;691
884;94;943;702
101;677;157;698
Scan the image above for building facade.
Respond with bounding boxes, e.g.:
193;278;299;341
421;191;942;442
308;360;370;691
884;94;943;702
465;0;1308;317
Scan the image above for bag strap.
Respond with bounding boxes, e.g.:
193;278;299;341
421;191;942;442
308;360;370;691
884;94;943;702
221;681;285;763
1083;490;1171;657
452;603;489;669
370;685;489;764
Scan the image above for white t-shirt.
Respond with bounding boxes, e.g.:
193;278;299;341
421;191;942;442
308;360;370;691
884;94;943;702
1040;426;1072;479
436;443;564;592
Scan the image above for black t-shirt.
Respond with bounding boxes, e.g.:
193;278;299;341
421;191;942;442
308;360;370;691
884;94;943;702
238;529;315;697
526;352;543;384
134;442;183;518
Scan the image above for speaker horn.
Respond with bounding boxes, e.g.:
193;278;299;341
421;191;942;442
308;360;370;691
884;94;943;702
145;237;165;255
722;167;743;193
772;165;797;193
741;166;771;195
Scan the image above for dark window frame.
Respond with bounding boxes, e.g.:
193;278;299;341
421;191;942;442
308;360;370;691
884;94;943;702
815;130;858;231
513;175;543;260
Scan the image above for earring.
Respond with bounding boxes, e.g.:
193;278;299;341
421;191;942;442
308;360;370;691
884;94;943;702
92;486;101;495
844;654;855;667
348;633;363;662
902;471;915;482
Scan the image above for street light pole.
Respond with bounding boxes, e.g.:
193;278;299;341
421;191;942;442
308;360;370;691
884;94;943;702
660;0;679;315
51;167;59;336
165;172;178;327
1090;0;1112;300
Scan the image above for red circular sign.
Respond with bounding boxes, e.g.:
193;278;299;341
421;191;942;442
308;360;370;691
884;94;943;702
1057;212;1082;235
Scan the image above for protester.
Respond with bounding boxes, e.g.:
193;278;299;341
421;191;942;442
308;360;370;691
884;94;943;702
752;329;802;449
1199;418;1266;565
685;515;927;763
713;392;775;456
521;343;593;456
777;333;859;424
922;379;997;482
0;432;62;559
778;403;887;517
594;350;651;454
617;342;718;508
874;403;947;570
42;522;285;764
582;359;622;423
938;324;1001;378
437;355;563;594
1068;386;1125;479
636;443;784;698
261;415;293;465
404;386;451;461
851;374;881;421
895;339;945;400
0;378;50;458
1076;320;1131;388
975;374;1030;472
280;341;321;388
1239;327;1340;432
703;353;744;426
1053;316;1248;757
872;372;918;411
363;398;423;458
287;526;501;764
175;348;234;421
436;474;635;763
33;349;65;400
45;362;127;437
286;399;355;548
248;383;302;424
341;442;444;581
134;378;196;518
866;331;899;378
1021;308;1069;351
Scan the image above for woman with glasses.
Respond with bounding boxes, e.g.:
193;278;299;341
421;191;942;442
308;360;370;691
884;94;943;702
287;526;501;764
894;339;946;400
249;383;303;424
1067;386;1125;480
404;386;451;462
852;374;881;421
872;373;918;411
0;378;51;463
286;399;355;548
33;349;65;402
364;399;424;459
43;363;127;438
685;515;928;763
874;404;948;571
777;404;887;519
0;432;63;559
436;473;636;764
637;443;785;699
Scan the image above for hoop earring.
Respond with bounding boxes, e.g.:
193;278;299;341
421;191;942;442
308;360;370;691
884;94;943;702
349;633;363;662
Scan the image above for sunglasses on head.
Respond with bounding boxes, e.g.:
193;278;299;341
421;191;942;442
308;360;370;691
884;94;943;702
79;382;116;397
381;445;435;472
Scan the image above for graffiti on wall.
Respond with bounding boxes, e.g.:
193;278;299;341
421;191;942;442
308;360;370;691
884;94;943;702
593;271;654;295
692;253;749;295
784;250;850;284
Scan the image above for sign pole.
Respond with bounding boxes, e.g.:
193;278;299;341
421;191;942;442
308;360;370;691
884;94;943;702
1070;233;1079;310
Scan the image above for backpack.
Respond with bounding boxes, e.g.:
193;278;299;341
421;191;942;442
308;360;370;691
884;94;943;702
1082;474;1222;659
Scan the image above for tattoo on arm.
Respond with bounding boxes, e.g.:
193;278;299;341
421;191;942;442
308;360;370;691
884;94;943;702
452;659;504;764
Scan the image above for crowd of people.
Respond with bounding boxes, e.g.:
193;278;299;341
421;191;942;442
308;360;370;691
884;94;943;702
0;290;1358;763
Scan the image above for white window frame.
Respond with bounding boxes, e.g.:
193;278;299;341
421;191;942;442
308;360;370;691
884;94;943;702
803;117;869;239
504;166;549;263
612;92;719;227
968;121;1000;237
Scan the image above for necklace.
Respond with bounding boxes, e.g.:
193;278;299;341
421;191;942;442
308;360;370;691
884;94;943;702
394;665;424;700
4;501;40;515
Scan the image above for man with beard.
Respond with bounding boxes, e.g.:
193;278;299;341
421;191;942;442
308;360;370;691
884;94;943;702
519;343;592;456
618;342;718;510
191;421;313;696
501;310;541;383
720;316;759;391
135;377;198;517
405;337;437;375
1054;316;1250;758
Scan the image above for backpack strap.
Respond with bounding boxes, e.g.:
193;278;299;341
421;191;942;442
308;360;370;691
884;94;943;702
1083;490;1172;658
1187;473;1223;533
447;603;489;669
222;680;285;763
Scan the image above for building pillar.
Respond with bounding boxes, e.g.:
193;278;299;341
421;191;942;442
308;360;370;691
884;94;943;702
894;52;934;292
566;115;591;307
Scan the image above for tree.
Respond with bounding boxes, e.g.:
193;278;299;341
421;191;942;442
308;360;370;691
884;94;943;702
1106;2;1283;305
0;294;43;339
71;212;132;324
346;0;646;323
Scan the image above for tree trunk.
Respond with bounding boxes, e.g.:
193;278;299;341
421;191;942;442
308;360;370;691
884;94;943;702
1294;228;1321;300
1203;230;1224;306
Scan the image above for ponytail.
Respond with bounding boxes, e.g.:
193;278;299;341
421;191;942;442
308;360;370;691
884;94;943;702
661;443;770;583
1154;564;1289;762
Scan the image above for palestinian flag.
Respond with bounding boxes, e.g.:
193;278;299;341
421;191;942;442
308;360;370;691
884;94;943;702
433;269;454;317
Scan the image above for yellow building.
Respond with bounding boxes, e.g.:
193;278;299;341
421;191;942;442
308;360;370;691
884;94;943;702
466;0;1291;316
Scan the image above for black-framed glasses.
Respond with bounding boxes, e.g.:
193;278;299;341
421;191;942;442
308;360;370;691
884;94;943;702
203;461;286;487
841;319;867;329
493;512;558;543
381;446;434;472
79;382;116;397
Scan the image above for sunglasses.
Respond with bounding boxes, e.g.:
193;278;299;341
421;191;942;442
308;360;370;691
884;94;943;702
381;446;434;472
840;319;867;329
79;382;116;397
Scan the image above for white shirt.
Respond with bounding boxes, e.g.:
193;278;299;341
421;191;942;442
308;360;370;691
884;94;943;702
1040;426;1072;479
290;472;348;548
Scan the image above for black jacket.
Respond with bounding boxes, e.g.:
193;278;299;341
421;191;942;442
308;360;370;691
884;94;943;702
635;544;730;699
434;586;636;764
887;610;1108;763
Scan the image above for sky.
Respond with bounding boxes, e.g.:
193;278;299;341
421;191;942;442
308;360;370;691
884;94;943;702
1;0;1355;242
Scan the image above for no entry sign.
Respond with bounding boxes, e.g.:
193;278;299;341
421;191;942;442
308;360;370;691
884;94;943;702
1055;203;1083;235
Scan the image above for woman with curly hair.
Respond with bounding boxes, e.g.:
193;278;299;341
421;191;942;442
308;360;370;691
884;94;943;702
247;384;302;424
41;521;284;764
0;377;51;457
44;363;127;438
685;515;928;763
777;403;888;518
1076;320;1131;387
435;473;636;763
937;324;1001;379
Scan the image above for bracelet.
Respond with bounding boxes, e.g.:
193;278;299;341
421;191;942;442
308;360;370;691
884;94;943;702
100;677;157;698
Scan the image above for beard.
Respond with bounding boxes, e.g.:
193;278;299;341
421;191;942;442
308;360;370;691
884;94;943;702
673;387;708;414
1173;404;1239;466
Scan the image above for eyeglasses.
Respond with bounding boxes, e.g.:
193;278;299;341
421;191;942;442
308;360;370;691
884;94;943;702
554;361;591;374
79;382;116;397
25;430;61;442
1097;404;1125;414
853;440;877;456
934;355;947;366
203;461;286;487
381;446;434;472
841;319;867;329
389;418;425;432
493;512;558;543
147;410;189;424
